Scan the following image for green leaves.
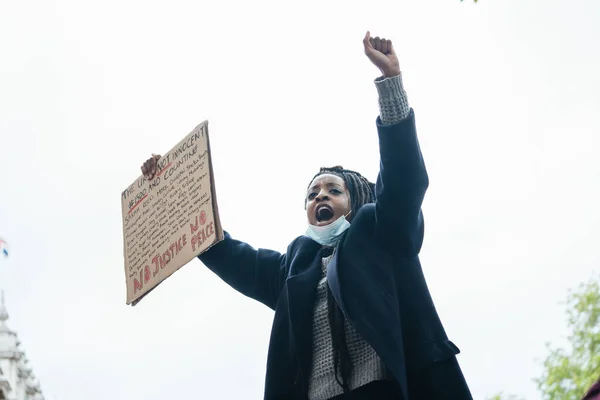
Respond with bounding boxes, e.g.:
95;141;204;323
535;275;600;400
487;393;526;400
488;274;600;400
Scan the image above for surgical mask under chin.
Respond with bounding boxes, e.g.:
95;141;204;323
305;214;351;247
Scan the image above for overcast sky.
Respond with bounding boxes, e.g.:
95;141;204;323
1;0;599;399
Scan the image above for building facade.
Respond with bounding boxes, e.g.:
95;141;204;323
0;292;44;400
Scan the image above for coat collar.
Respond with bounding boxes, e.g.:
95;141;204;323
285;244;324;386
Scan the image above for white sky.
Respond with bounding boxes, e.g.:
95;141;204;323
1;0;599;399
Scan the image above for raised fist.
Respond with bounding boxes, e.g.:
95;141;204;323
141;154;162;180
363;31;401;78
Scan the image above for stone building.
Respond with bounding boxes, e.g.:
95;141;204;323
0;292;44;400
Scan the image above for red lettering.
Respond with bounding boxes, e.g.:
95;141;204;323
163;249;171;266
134;232;191;298
134;270;143;294
152;255;160;276
191;222;216;252
190;216;199;234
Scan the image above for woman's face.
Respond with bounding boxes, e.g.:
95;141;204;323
306;174;351;227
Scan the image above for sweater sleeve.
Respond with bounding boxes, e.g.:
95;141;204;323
374;73;410;125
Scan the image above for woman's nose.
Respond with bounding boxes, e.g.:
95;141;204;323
316;190;329;201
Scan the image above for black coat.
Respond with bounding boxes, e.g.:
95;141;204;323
199;110;461;399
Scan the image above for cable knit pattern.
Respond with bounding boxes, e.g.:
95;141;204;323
307;255;388;400
375;73;410;125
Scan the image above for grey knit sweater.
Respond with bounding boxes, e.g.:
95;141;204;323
307;74;410;400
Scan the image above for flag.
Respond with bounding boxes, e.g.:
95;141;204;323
0;239;8;257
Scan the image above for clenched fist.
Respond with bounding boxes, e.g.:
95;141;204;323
363;31;401;78
141;154;161;180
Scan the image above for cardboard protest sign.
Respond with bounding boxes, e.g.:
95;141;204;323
121;121;223;305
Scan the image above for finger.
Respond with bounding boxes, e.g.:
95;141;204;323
374;37;382;52
387;39;395;55
151;155;160;177
148;159;155;174
363;31;373;51
143;161;151;179
381;38;389;54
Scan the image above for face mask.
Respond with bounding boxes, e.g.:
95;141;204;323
305;213;351;247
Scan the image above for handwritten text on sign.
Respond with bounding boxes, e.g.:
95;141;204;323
121;121;223;305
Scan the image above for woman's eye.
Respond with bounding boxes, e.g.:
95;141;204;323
331;189;341;195
308;193;317;200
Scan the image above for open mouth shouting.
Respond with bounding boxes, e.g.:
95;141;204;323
316;204;335;223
